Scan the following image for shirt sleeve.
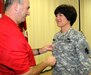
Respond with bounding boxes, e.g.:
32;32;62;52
2;32;36;74
0;15;36;74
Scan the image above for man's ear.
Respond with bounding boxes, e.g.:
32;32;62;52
16;5;20;13
13;2;20;13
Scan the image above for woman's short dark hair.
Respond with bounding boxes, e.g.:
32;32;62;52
54;4;77;26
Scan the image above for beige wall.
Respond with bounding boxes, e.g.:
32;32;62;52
80;0;91;48
27;0;79;48
26;0;79;70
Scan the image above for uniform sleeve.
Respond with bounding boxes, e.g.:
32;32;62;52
75;36;91;74
76;37;91;56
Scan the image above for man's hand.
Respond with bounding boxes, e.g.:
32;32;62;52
43;56;56;66
39;44;54;53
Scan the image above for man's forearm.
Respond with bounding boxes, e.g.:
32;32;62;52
33;45;53;56
30;61;48;75
20;61;48;75
19;56;56;75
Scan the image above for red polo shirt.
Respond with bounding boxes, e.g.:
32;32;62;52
0;15;36;75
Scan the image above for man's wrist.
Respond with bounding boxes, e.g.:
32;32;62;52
37;48;40;55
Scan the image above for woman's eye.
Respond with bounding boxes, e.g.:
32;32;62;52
59;14;62;16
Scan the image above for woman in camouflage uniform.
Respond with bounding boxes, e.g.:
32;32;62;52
52;4;91;75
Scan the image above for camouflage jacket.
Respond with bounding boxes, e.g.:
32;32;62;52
52;28;91;75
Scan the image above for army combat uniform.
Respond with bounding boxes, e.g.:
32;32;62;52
52;28;91;75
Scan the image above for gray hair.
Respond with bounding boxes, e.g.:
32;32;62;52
4;0;23;11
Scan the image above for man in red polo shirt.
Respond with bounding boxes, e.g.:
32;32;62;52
0;0;56;75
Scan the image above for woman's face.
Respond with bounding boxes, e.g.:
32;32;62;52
55;13;70;28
